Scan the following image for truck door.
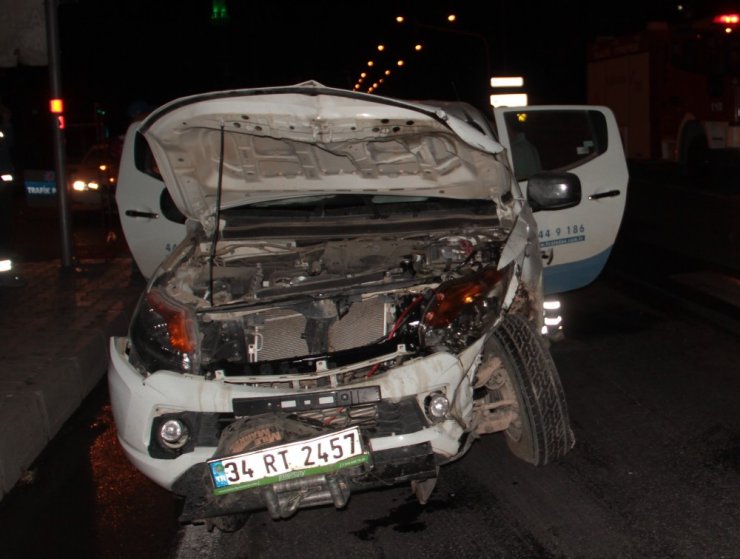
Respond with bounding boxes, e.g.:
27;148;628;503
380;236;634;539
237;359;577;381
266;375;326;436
493;106;628;294
116;123;186;278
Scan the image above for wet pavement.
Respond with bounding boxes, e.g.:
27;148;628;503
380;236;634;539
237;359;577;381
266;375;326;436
0;167;737;558
0;382;178;558
0;256;144;499
0;194;143;500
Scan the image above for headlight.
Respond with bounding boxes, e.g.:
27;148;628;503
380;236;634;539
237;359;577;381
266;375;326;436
72;180;100;191
129;288;199;374
158;418;190;449
420;265;512;349
424;392;450;423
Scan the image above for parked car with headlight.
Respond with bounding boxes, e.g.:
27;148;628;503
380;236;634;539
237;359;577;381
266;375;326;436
110;81;628;531
68;143;118;212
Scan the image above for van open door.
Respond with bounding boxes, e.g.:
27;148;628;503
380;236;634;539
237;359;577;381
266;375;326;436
116;123;186;278
493;106;628;294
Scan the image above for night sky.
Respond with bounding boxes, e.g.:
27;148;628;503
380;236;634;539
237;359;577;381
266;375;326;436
54;0;684;124
1;0;735;167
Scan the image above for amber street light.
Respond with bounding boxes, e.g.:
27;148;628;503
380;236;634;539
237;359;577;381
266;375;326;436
396;15;405;23
385;69;391;75
397;59;405;66
447;14;457;22
377;44;385;51
367;60;374;67
414;44;423;51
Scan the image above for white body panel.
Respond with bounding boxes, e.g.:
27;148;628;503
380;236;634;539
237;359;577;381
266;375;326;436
109;335;480;490
493;105;629;293
116;123;187;278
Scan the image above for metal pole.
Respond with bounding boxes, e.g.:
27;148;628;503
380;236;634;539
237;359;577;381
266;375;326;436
45;0;74;269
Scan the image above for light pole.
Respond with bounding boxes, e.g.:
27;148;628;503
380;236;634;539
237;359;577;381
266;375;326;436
45;0;73;269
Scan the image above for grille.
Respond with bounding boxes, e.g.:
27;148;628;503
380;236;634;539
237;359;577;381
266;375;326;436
256;297;387;362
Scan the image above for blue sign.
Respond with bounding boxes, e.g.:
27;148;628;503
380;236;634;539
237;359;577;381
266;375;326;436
25;170;57;197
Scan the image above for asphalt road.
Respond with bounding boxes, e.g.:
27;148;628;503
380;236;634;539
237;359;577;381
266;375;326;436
2;191;129;263
0;168;738;558
166;276;739;559
2;264;735;559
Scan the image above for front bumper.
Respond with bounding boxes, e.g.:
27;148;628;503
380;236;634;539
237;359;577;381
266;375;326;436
108;335;484;519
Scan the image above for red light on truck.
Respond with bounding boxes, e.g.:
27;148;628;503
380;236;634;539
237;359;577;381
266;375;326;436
713;14;739;26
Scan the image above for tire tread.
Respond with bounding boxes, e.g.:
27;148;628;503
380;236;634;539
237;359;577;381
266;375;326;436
492;314;575;465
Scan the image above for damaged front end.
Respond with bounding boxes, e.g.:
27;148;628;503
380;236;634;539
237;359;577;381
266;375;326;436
109;84;574;529
110;195;544;523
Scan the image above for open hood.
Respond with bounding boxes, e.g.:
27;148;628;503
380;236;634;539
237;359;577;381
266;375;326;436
140;81;510;231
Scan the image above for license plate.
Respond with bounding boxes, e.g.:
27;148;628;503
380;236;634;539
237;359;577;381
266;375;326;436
208;426;368;495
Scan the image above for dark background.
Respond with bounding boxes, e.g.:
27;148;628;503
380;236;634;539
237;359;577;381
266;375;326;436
0;0;736;170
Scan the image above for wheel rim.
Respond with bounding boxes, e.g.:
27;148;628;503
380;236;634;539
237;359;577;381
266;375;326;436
484;366;523;441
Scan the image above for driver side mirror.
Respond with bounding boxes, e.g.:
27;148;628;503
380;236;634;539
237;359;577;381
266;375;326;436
526;171;582;212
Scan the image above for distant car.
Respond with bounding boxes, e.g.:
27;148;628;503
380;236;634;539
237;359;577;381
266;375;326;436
0;256;23;287
110;81;628;531
68;144;118;212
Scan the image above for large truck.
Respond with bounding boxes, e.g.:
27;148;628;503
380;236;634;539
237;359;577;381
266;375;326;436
587;11;740;176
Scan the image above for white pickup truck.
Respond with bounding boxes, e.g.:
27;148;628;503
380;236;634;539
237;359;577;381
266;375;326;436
110;81;627;530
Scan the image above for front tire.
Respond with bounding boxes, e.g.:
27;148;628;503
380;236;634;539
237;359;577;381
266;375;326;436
486;314;574;465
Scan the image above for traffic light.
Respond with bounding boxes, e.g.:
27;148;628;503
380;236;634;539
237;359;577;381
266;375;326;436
50;98;65;130
211;0;229;24
49;98;64;114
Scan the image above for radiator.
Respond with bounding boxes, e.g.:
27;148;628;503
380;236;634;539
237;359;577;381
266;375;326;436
255;296;387;361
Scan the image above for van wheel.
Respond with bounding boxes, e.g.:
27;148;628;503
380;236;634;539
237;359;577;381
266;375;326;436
485;314;574;465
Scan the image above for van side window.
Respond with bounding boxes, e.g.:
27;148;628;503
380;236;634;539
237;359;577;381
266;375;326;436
504;110;608;181
134;132;162;180
132;131;185;224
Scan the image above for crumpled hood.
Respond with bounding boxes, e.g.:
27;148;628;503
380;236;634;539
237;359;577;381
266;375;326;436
140;81;510;231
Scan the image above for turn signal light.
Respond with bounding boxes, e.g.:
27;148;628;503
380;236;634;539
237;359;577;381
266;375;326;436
146;291;197;353
423;268;502;328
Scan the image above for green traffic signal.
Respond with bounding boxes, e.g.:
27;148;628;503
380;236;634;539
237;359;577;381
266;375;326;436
211;0;229;23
